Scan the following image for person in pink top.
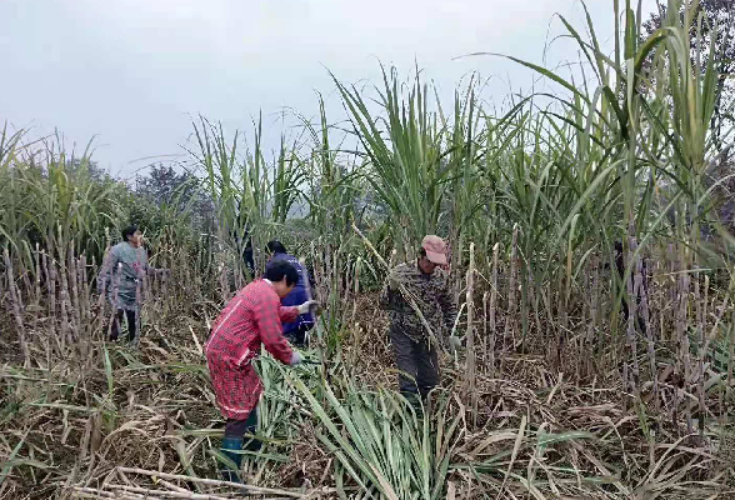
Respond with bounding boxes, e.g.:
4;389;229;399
205;260;317;483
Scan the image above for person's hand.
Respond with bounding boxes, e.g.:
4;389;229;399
297;300;319;315
290;351;303;366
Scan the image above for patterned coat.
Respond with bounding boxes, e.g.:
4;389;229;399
205;280;299;420
379;262;458;343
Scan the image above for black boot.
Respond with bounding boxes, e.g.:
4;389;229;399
401;391;424;419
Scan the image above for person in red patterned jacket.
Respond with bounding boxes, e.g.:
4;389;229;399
205;260;317;483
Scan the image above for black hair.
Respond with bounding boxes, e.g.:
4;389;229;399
265;260;299;286
122;225;139;242
266;240;288;255
419;248;427;258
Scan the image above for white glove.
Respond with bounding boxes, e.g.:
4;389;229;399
290;351;303;366
297;300;318;315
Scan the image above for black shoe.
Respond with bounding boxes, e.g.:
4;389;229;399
400;392;424;415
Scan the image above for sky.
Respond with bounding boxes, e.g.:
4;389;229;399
0;0;658;179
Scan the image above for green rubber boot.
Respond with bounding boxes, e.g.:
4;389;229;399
219;436;244;483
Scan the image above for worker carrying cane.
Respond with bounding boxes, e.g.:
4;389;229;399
205;260;318;483
379;235;457;408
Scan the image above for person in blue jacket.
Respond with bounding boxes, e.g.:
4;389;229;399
264;241;316;347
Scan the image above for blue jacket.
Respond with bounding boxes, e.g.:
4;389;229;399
266;253;315;334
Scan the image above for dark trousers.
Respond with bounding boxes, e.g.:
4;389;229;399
224;405;261;452
284;324;312;348
110;309;137;342
225;406;263;452
390;327;440;400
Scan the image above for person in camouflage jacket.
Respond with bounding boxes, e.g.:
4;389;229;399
379;235;457;404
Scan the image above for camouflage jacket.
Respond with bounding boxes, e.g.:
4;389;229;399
379;262;458;343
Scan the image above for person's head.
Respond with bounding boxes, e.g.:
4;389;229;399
418;235;447;275
264;260;299;298
266;240;288;257
122;225;142;248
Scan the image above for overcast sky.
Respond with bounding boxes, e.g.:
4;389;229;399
1;0;657;178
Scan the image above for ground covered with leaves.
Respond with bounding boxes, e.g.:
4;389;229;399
2;291;733;500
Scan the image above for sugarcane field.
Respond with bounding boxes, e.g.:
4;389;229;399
1;0;735;498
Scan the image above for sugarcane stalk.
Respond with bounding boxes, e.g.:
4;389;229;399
627;232;642;399
694;270;706;435
58;237;73;346
489;242;499;389
482;291;489;366
505;225;519;351
43;250;61;354
79;254;91;328
218;263;228;304
3;249;29;365
350;258;361;327
588;254;601;376
20;248;32;297
69;241;81;342
105;484;235;500
299;255;329;390
115;467;308;498
726;299;735;414
34;243;42;308
636;251;657;416
466;243;477;424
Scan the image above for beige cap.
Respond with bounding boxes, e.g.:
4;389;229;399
421;235;448;265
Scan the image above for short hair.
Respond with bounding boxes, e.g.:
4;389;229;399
419;247;427;258
265;260;299;286
266;240;288;255
122;225;139;242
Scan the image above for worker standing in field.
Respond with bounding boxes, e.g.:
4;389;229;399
264;240;316;348
205;260;317;483
98;225;164;347
380;235;457;408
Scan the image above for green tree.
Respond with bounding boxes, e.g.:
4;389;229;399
644;0;734;148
